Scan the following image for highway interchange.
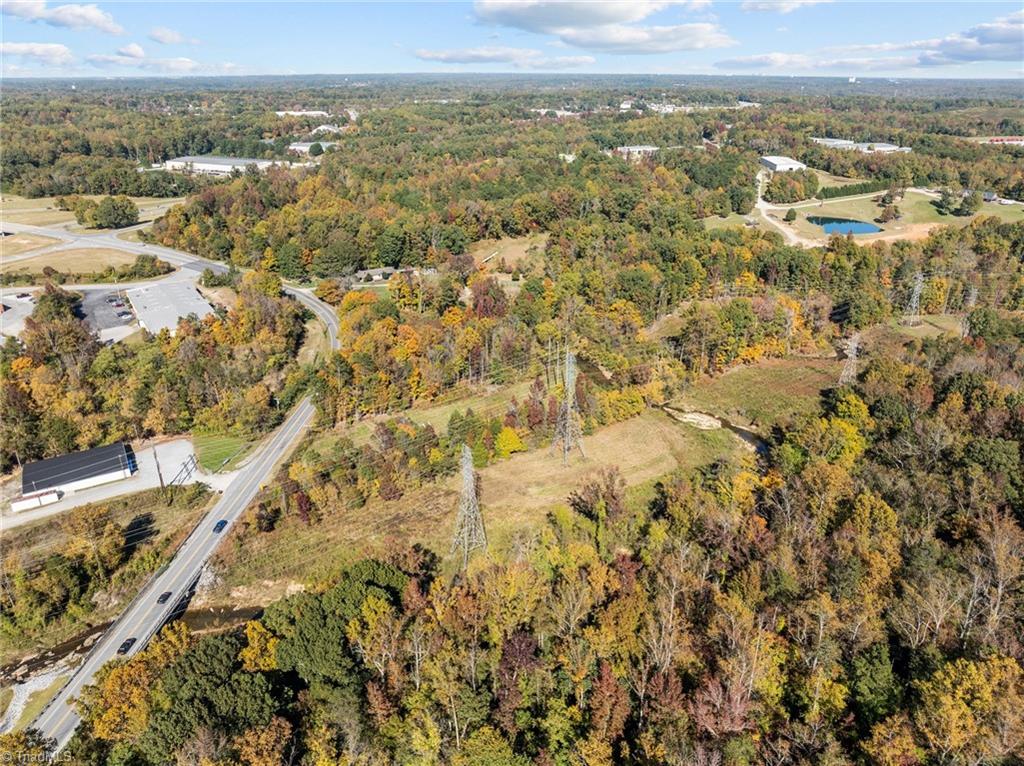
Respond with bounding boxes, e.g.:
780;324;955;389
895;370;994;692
1;218;339;750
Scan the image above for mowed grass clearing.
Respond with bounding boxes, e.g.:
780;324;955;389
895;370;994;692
788;191;1024;242
468;233;548;272
703;212;757;232
194;434;254;473
0;232;59;256
0;247;139;276
211;408;743;593
0;194;184;227
673;357;842;431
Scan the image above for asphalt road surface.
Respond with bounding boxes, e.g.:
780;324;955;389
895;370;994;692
0;219;339;750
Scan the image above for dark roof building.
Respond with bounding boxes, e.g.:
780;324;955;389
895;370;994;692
22;442;133;495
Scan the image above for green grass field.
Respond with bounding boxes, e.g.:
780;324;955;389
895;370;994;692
703;212;757;231
672;357;842;430
194;434;254;472
787;191;1024;242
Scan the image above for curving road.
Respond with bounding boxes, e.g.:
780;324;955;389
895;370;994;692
1;219;338;750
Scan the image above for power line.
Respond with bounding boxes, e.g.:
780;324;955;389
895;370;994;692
550;347;586;466
449;444;486;570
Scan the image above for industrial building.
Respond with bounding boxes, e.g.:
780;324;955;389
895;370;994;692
288;141;336;154
760;156;807;172
14;443;134;511
164;156;277;176
810;137;911;154
614;145;659;161
126;283;215;335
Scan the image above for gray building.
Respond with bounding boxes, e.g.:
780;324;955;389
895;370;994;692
127;283;215;335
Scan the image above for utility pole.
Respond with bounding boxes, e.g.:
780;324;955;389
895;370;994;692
551;348;586;466
450;444;486;570
903;272;923;326
839;332;860;386
154;448;165;492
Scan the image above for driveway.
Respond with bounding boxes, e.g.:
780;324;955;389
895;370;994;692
2;438;238;530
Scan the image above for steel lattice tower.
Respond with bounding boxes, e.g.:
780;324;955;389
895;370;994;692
839;332;860;386
451;444;486;569
904;272;924;326
551;348;586;466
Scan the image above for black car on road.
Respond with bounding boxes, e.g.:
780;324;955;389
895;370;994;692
157;591;173;605
213;519;228;533
117;637;137;655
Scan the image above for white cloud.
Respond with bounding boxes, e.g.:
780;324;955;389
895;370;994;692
472;0;735;54
414;45;594;69
1;0;122;34
88;52;201;73
741;0;832;13
0;40;73;65
117;42;145;59
148;25;198;45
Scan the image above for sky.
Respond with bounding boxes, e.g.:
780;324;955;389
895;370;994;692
1;1;1022;79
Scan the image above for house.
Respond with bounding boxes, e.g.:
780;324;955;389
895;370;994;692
311;124;343;135
558;152;577;163
983;191;999;202
288;141;336;155
14;443;134;511
760;156;806;172
126;283;215;335
164;156;277;177
353;267;397;283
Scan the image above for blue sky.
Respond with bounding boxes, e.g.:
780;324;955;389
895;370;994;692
1;1;1022;79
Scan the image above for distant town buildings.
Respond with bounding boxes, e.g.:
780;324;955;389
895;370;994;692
312;124;343;135
985;136;1024;146
810;137;912;154
760;156;807;172
613;145;659;161
275;109;329;117
646;100;760;115
530;108;581;118
126;283;215;335
164;156;278;176
558;152;577;163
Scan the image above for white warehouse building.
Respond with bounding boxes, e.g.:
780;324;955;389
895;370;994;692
127;283;215;335
760;155;807;172
164;156;278;177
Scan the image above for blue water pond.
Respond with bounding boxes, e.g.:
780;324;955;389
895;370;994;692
807;216;882;235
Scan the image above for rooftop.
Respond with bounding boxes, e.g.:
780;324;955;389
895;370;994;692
126;282;215;334
167;155;273;167
22;442;130;494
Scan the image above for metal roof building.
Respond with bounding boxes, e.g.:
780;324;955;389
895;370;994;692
21;442;133;496
164;156;277;177
126;283;215;335
760;156;807;172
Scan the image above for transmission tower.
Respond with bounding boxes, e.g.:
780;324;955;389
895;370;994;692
450;444;486;569
903;272;924;326
839;332;860;386
960;285;978;338
551;348;586;466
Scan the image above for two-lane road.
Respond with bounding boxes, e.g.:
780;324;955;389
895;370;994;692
2;219;340;750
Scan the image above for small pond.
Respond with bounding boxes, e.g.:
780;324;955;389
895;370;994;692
807;216;882;235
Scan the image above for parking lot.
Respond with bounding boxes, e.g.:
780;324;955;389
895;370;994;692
0;288;37;337
79;288;137;334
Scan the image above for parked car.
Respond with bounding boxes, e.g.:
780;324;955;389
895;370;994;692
105;296;120;304
157;591;173;605
15;293;32;300
117;637;137;655
111;301;125;308
116;311;133;319
213;519;228;533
